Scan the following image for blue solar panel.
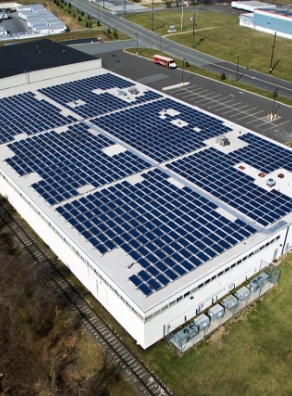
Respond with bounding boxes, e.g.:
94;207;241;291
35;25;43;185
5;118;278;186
55;169;256;297
138;283;152;297
166;145;292;227
0;92;74;144
6;123;150;205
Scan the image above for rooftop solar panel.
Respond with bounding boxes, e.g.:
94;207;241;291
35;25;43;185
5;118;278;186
56;169;257;297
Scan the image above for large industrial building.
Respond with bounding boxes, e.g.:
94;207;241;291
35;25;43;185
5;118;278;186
239;7;292;39
1;39;292;349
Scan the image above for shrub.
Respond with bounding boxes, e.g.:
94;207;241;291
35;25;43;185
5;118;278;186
221;72;226;80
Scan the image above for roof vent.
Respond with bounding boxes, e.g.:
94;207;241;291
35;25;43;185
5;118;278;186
217;135;230;147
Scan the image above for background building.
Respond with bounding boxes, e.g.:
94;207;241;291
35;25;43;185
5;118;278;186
239;7;292;39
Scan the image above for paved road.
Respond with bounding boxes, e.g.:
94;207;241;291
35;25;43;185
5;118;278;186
66;0;292;100
70;45;292;144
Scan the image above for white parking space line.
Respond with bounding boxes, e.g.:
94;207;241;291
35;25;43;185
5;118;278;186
195;97;223;105
255;119;291;131
222;102;242;114
182;91;218;100
246;118;269;127
236;110;265;121
206;98;237;108
221;104;250;115
221;105;255;116
247;109;267;117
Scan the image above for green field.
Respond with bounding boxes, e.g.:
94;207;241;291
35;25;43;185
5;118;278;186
62;252;290;396
126;10;292;81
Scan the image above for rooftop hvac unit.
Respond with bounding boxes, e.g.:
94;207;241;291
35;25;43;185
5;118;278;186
234;286;251;301
194;314;210;331
217;135;230;147
208;304;225;321
221;295;238;310
266;178;276;187
249;272;270;292
128;87;138;95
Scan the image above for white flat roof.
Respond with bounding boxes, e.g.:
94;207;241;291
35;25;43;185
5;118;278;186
1;67;292;313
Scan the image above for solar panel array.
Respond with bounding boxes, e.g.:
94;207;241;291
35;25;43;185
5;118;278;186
3;71;292;298
167;146;292;227
92;98;232;162
39;74;161;118
236;133;292;173
56;169;256;296
7;123;150;205
0;92;72;144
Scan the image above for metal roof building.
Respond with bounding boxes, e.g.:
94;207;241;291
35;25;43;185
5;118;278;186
240;7;292;39
0;41;292;349
232;1;277;12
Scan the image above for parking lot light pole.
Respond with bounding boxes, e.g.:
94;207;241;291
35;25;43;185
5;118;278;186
271;88;279;119
181;58;186;84
135;33;138;54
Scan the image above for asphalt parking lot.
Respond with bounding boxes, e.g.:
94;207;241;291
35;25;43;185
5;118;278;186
95;48;292;145
0;13;29;34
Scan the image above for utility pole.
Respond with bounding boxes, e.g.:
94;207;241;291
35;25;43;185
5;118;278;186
192;11;195;48
236;56;239;81
182;59;186;84
151;0;154;31
124;0;126;18
269;32;276;75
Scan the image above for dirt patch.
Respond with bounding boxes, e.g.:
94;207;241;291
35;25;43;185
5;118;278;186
209;326;230;349
62;14;81;31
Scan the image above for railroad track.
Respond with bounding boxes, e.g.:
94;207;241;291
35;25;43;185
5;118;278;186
0;203;173;396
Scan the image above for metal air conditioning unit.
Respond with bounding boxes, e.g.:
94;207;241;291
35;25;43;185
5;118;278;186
249;272;270;292
194;314;210;331
208;304;225;321
221;295;238;310
217;135;230;147
234;286;251;301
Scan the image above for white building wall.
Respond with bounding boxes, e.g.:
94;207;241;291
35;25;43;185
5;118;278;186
0;59;102;91
0;168;289;349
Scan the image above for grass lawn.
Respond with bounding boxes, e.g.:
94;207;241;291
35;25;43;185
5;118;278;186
58;251;292;396
126;10;292;81
136;256;292;396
